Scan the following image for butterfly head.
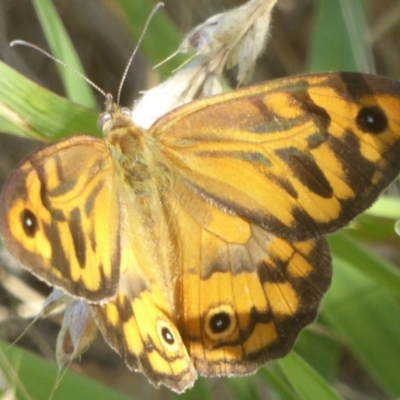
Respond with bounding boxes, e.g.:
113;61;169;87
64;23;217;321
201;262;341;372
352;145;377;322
98;94;131;134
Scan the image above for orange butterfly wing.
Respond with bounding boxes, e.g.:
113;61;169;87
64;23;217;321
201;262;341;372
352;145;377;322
0;135;121;301
154;72;400;241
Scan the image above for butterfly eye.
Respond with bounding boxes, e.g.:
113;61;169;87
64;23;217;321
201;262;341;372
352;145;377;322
98;112;112;130
356;105;388;134
20;209;38;237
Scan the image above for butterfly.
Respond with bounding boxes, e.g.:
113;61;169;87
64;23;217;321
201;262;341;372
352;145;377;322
1;72;400;392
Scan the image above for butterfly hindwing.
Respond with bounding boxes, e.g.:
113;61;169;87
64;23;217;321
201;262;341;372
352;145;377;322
90;179;197;392
91;278;197;392
163;181;331;375
0;135;121;301
154;72;400;241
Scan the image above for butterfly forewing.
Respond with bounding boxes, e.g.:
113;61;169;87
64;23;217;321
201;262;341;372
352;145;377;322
153;72;400;241
0;135;121;301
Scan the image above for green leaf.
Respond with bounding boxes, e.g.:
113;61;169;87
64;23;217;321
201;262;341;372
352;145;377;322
294;329;340;383
257;366;298;400
322;244;400;398
116;0;187;75
0;61;98;141
31;0;97;107
278;352;344;400
366;195;400;220
227;376;262;400
0;340;133;400
175;378;210;400
308;0;370;72
330;233;400;298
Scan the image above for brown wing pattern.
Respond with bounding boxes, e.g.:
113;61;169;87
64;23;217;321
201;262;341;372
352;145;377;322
162;180;331;376
153;72;400;241
0;135;120;301
91;275;197;392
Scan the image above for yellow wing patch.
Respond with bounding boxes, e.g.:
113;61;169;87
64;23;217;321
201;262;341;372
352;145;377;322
165;182;331;377
91;272;197;392
154;73;400;241
0;136;121;301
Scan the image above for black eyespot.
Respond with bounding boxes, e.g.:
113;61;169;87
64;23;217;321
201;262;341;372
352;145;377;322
209;312;231;334
356;106;388;134
161;326;174;345
98;112;112;130
20;209;38;237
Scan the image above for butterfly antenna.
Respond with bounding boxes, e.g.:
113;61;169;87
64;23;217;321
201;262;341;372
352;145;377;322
116;2;165;104
10;40;107;98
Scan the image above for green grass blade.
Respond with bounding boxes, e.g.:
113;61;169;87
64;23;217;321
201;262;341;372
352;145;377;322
338;0;374;72
294;329;340;383
344;197;400;242
0;61;98;141
278;352;344;400
0;340;133;400
257;366;298;400
175;378;209;400
366;196;400;219
31;0;97;108
329;233;400;297
226;376;262;400
308;0;369;72
321;249;400;398
116;0;187;75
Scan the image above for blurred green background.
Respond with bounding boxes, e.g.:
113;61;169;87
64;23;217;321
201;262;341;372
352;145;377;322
0;0;400;399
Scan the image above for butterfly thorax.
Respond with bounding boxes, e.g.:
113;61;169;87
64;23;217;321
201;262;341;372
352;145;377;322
100;104;159;192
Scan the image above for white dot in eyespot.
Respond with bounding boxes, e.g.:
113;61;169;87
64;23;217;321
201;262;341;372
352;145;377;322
156;320;179;352
25;217;34;227
204;304;236;340
22;209;38;237
162;327;174;344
